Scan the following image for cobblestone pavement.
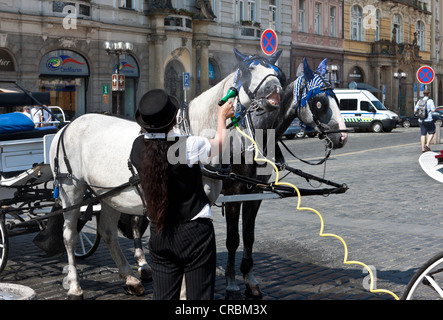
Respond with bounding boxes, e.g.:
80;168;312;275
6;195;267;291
1;127;443;303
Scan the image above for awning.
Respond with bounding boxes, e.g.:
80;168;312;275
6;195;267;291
355;82;381;93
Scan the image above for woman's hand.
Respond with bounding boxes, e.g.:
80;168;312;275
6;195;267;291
219;100;235;120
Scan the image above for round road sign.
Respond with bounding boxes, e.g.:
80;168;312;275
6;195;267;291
417;66;435;85
260;29;278;56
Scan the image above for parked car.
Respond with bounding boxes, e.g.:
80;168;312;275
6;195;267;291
283;118;302;139
283;118;316;139
400;111;443;128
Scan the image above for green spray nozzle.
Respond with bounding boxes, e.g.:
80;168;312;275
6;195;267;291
218;87;239;127
218;87;238;106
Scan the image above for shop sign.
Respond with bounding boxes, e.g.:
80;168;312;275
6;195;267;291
39;50;89;76
113;54;139;78
348;66;363;82
0;49;15;72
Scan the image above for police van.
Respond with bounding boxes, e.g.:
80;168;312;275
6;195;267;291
333;89;399;133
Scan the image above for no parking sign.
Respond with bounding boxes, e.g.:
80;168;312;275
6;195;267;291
260;29;278;56
417;66;435;85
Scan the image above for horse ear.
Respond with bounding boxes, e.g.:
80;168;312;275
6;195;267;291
317;58;327;77
234;48;250;62
303;58;315;82
268;50;282;65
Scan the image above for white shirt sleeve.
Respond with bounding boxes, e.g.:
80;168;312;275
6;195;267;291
186;136;211;167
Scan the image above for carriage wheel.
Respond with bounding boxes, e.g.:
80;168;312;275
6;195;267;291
75;206;101;259
0;218;9;274
402;252;443;300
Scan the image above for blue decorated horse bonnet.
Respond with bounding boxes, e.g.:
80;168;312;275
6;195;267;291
293;58;333;110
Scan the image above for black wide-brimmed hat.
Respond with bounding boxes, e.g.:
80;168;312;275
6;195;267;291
135;89;179;132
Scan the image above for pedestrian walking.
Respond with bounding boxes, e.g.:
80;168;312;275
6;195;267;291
415;89;436;152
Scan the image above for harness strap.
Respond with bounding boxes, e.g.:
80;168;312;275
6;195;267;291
54;122;73;180
278;138;331;166
127;159;148;216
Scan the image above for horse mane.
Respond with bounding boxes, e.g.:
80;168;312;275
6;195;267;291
188;72;235;137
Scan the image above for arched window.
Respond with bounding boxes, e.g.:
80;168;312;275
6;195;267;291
164;59;184;103
351;5;363;41
416;20;426;50
392;14;402;43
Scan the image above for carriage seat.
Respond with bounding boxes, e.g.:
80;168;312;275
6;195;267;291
0;112;57;141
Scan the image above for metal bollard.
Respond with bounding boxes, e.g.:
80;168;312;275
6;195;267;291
431;122;441;145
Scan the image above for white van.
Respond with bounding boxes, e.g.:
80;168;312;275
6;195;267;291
333;89;399;133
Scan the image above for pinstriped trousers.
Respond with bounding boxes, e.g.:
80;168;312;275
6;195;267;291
149;218;216;300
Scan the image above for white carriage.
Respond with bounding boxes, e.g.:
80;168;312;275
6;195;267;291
0;87;100;274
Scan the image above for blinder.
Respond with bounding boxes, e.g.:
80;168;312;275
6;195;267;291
295;72;340;139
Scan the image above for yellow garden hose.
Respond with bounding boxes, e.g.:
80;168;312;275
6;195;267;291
235;126;400;300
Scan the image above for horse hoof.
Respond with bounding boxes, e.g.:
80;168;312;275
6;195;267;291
244;284;263;300
124;284;145;296
138;267;153;282
225;290;243;300
67;293;84;300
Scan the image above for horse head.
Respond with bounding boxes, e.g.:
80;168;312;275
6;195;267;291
233;48;284;119
292;58;347;149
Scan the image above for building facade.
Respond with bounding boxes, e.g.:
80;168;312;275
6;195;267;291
343;0;433;117
0;0;292;120
291;0;344;85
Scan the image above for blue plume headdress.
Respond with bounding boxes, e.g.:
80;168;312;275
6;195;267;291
293;58;332;109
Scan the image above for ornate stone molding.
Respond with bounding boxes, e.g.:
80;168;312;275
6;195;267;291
194;40;210;49
59;37;77;48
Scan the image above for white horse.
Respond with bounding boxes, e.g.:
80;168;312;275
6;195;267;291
49;49;284;299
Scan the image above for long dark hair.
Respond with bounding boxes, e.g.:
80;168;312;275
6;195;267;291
139;125;176;233
140;139;170;233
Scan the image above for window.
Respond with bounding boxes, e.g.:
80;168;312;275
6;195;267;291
351;5;363;41
360;101;372;112
269;0;277;29
120;0;134;9
212;0;217;17
236;0;256;23
299;0;305;32
375;10;380;41
416;20;426;50
314;3;322;35
237;0;245;22
330;6;336;37
248;0;256;23
392;14;402;43
339;99;358;111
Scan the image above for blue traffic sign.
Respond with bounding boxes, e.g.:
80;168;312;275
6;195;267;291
183;72;190;89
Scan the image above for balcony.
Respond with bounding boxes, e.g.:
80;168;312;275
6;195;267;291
164;14;192;32
235;21;261;39
379;0;430;12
